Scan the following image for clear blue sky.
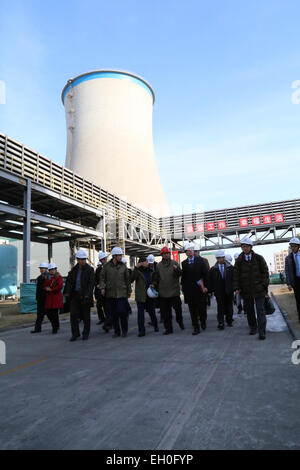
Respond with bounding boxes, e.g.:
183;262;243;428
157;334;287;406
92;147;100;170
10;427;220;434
1;0;299;220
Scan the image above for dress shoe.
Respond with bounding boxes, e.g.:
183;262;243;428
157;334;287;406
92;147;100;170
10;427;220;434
82;334;89;340
138;332;145;337
179;323;185;330
201;323;206;330
218;323;224;330
31;329;41;334
249;329;257;335
227;323;233;327
69;335;80;342
52;329;58;334
112;333;120;338
154;326;159;332
259;334;266;340
192;329;200;335
163;330;173;335
121;332;128;338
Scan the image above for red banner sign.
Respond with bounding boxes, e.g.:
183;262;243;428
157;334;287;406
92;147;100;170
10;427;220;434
274;213;284;223
196;223;205;232
263;215;272;224
184;212;284;233
239;218;249;227
172;251;179;262
218;220;227;230
207;222;215;231
185;224;195;234
252;216;261;226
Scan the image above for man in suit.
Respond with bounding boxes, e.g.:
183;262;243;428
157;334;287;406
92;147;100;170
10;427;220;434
193;243;210;326
64;249;95;341
181;242;208;335
233;238;269;340
285;237;300;323
31;262;49;333
209;250;234;330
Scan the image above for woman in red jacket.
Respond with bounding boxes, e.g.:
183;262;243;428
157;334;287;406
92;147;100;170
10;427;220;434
44;262;63;334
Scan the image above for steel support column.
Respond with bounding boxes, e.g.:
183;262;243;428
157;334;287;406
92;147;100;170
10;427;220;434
48;242;53;263
23;179;31;283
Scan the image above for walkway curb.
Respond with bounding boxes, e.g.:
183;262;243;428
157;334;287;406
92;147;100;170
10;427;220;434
271;291;300;341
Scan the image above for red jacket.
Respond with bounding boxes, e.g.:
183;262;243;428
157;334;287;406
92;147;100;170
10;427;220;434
44;274;63;310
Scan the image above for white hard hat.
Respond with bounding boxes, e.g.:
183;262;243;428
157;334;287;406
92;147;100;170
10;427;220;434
48;262;57;270
193;243;200;251
225;254;232;263
147;254;155;263
98;251;108;260
147;286;159;298
184;242;194;251
121;257;127;264
76;249;88;259
216;250;225;258
241;237;253;246
234;253;240;260
111;247;123;256
289;237;300;245
39;262;48;268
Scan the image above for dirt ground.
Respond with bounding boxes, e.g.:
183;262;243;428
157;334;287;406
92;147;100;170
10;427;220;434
0;301;71;331
270;284;300;333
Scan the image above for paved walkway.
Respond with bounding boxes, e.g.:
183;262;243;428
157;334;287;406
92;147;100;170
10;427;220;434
0;298;299;450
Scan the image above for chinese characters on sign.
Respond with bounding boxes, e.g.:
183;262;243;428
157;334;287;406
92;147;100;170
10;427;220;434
185;213;284;233
172;251;179;262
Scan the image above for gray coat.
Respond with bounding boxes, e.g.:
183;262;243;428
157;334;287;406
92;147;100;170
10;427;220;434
285;252;297;287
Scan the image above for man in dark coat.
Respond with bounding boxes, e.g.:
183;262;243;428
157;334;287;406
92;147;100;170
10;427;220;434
181;243;208;335
285;237;300;323
233;238;269;339
94;251;110;328
131;257;159;336
146;254;160;323
193;243;210;325
152;246;184;335
209;250;234;329
31;262;49;333
64;249;95;341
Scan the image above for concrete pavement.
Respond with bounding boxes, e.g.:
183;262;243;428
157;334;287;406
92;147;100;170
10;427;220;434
0;298;299;450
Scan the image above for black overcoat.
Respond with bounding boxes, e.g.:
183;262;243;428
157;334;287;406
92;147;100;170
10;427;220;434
181;257;208;305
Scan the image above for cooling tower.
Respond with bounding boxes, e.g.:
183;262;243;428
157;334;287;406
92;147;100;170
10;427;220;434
61;70;169;217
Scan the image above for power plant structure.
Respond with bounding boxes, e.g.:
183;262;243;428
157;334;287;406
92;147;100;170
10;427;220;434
61;70;170;218
1;69;300;287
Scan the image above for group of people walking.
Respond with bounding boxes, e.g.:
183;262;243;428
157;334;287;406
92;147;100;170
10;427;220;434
31;232;292;342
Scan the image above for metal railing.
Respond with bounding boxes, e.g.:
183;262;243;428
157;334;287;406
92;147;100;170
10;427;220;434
1;132;299;244
0;133;163;238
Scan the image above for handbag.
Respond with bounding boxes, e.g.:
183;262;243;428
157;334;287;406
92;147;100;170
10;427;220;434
264;296;275;315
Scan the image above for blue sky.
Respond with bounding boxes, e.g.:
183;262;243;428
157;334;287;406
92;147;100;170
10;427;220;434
1;0;300;219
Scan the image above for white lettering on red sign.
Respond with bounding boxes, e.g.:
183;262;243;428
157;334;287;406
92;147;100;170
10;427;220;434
207;222;215;231
185;224;195;234
196;223;205;232
252;216;261;225
274;213;284;223
239;218;249;227
218;221;227;230
263;215;272;224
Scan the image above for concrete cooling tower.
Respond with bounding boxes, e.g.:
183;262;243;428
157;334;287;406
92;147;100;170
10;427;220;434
61;70;170;217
